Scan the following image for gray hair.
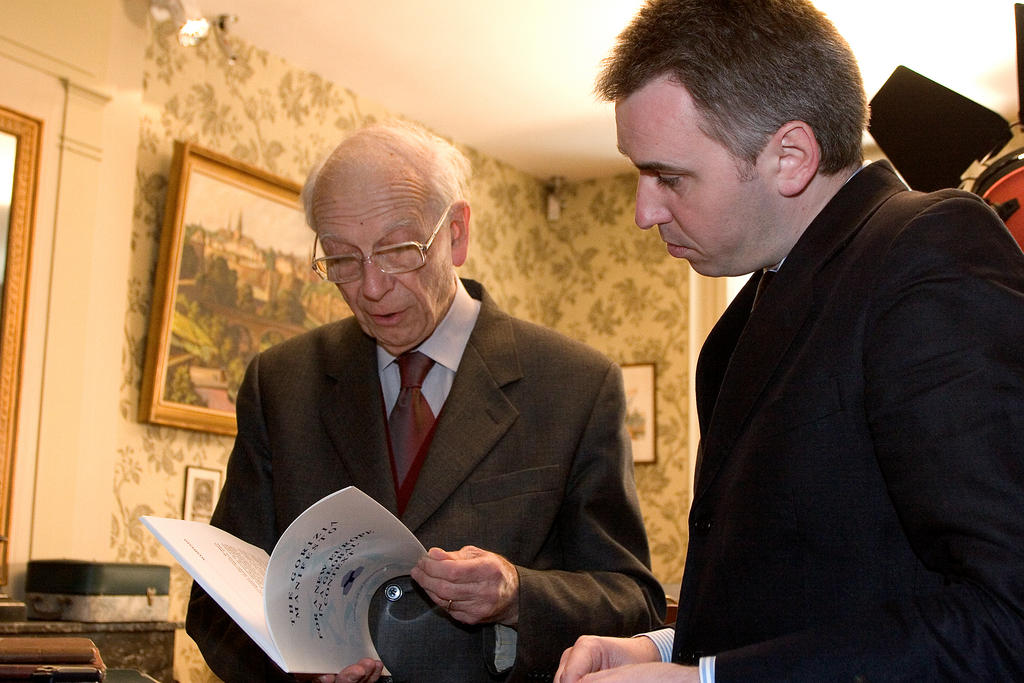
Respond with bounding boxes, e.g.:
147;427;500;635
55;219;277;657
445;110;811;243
301;119;472;230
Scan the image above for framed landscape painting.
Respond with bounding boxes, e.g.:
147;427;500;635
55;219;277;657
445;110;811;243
140;141;348;435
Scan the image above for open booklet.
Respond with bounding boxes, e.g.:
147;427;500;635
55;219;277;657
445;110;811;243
141;486;425;674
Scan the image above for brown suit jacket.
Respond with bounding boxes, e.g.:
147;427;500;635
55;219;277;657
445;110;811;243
187;279;664;681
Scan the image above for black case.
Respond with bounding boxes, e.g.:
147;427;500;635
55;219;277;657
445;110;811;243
368;575;505;682
24;561;169;623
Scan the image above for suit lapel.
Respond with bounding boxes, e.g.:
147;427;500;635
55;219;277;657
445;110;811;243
693;162;908;503
692;273;756;489
694;265;814;499
401;291;522;532
318;323;398;512
695;274;757;437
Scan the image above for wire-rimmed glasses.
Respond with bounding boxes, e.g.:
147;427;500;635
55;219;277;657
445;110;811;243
311;203;452;284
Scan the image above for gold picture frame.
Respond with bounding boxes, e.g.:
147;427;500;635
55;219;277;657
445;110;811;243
0;105;41;589
621;363;657;464
140;141;347;435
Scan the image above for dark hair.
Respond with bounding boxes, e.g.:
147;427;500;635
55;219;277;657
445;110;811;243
596;0;867;174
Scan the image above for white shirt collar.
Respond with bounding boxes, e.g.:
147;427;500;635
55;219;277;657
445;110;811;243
376;277;481;372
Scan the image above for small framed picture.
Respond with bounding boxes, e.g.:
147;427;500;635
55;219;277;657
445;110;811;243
621;363;657;464
183;466;223;523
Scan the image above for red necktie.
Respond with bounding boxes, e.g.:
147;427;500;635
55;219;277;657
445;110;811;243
389;352;436;487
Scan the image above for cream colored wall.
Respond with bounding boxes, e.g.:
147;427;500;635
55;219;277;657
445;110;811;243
0;0;148;591
1;2;725;681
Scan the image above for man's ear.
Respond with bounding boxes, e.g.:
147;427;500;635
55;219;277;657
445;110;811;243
769;121;820;197
448;200;470;267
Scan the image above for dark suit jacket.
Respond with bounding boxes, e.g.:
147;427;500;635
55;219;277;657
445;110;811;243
673;161;1024;680
186;279;664;682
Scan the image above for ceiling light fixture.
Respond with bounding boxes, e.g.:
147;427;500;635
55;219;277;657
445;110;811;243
177;16;210;47
149;0;237;65
150;0;205;45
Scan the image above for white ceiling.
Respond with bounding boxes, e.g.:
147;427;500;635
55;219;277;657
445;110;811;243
208;0;1021;181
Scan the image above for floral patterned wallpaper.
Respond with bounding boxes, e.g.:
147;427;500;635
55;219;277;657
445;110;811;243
118;22;692;682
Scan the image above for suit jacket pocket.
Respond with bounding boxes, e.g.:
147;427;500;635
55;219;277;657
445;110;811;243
468;464;562;504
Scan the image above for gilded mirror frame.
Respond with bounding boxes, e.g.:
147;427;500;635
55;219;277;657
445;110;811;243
0;105;41;588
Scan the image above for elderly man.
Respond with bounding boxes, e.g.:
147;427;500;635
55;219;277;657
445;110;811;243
555;0;1024;681
185;119;664;682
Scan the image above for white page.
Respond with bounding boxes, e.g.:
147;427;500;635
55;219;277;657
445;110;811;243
140;516;288;670
264;487;426;674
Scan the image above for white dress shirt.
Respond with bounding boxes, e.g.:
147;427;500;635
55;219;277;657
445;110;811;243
378;277;481;416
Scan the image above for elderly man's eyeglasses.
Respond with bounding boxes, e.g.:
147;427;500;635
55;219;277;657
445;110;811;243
311;204;452;284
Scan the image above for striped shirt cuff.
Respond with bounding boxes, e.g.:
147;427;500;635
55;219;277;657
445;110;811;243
637;628;675;662
637;629;715;682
